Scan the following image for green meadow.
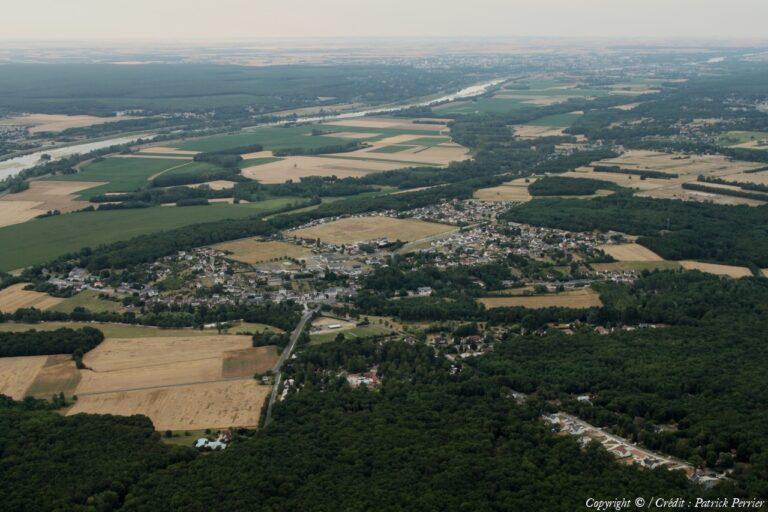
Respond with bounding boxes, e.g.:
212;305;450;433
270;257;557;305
47;157;193;198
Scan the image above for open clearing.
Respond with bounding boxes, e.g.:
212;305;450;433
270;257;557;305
479;288;603;309
25;355;80;398
0;181;101;228
679;261;752;278
474;177;536;202
68;379;270;431
0;113;139;133
289;216;454;244
598;243;664;262
213;239;310;264
0;283;62;313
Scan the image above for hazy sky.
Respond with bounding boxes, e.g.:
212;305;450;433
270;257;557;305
2;0;767;41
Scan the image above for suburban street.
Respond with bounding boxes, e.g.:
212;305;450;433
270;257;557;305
263;308;315;426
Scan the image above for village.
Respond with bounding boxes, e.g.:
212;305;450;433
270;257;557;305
36;197;652;316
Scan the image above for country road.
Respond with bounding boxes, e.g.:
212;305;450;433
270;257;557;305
263;308;315;426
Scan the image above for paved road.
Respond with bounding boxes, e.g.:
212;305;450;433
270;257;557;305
263;309;315;427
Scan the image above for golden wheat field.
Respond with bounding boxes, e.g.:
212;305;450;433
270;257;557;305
289;216;454;244
0;283;63;313
213;239;310;264
598;243;664;262
478;288;603;309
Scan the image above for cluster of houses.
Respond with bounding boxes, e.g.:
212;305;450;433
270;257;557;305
542;412;726;487
404;198;510;226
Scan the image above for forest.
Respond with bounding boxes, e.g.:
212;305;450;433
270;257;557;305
502;194;768;266
0;326;104;357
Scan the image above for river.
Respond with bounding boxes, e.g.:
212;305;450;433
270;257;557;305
0;77;505;181
0;134;153;181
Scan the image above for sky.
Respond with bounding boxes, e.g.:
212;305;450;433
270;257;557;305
2;0;767;42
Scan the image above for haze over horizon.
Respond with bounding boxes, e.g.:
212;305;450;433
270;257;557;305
2;0;767;43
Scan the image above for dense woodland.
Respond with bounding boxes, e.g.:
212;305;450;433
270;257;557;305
0;327;103;358
502;194;768;267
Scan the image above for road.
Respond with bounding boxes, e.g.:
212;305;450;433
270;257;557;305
263;308;315;427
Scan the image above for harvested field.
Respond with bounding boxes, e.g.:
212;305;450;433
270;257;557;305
679;261;752;278
25;355;80;398
213;239;310;264
0;355;48;399
0;201;42;227
0;180;101;227
241;155;404;183
63;335;278;430
79;335;253;374
479;288;603;309
289;216;454;244
563;150;768;207
513;125;566;138
68;379;270;431
598;243;663;262
188;180;237;190
221;346;278;378
474;177;535;202
0;113;139;133
0;283;62;313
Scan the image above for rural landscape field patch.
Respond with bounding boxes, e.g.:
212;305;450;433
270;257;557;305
478;288;603;309
289;216;454;244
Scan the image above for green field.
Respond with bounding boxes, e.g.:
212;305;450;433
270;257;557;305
0;199;296;271
49;290;126;314
526;112;582;128
435;97;529;115
369;145;414;154
309;325;391;345
174;123;444;153
47;157;192;198
239;157;284;168
404;136;450;146
717;131;768;148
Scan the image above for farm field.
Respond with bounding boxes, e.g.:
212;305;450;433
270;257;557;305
563;150;766;206
213;239;310;264
289;216;454;244
241;154;408;183
0;198;296;271
679;261;753;278
598;243;664;262
67;379;271;431
474;177;536;202
478;288;603;309
46;157;191;198
49;290;126;314
60;336;278;430
0;355;49;399
0;113;140;133
0;283;62;313
718;131;768;149
592;261;682;272
0;181;100;228
310;325;392;345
